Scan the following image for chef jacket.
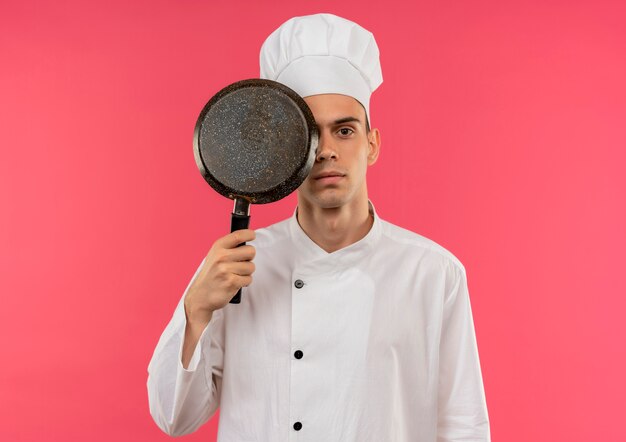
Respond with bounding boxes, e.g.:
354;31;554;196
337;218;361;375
147;201;490;441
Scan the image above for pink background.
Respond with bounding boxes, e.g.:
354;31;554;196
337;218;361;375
1;0;625;440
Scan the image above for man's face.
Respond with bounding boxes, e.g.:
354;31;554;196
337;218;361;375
298;93;380;209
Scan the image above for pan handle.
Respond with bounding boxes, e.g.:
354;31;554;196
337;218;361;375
229;198;251;304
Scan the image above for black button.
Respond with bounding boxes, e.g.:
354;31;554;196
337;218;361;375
294;279;304;289
293;421;302;431
294;350;303;359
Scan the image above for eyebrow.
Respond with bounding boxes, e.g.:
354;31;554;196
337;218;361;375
332;116;362;126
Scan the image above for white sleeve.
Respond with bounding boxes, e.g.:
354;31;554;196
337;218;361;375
146;258;225;436
437;262;491;441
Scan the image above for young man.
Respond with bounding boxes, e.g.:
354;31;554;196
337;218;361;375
148;13;490;441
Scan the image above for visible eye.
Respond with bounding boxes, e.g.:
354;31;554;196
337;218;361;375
338;127;354;136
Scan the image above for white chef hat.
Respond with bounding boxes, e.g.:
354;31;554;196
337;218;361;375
259;13;383;126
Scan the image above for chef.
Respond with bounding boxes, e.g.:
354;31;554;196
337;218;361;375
147;13;490;441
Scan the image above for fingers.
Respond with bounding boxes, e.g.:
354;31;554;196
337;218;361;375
219;270;253;293
205;230;257;297
216;229;256;249
233;274;253;288
226;260;255;276
228;245;256;262
211;260;255;288
210;244;255;265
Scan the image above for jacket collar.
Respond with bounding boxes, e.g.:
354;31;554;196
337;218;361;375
288;200;383;273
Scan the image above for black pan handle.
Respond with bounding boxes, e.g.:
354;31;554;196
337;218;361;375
229;198;251;304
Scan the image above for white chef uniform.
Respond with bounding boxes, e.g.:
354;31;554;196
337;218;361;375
147;201;490;441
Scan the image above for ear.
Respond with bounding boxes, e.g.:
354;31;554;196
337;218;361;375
367;128;381;166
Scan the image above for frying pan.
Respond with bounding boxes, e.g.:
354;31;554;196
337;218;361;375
193;79;319;304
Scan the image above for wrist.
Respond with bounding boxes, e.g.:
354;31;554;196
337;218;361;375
184;300;213;327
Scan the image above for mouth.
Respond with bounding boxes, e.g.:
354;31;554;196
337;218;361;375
312;171;346;185
313;171;346;179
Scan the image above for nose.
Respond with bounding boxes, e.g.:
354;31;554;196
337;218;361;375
315;131;338;162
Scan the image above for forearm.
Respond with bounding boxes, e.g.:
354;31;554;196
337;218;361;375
148;302;220;436
182;309;213;369
437;262;490;440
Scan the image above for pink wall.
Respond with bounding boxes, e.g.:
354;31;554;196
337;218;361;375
1;0;625;440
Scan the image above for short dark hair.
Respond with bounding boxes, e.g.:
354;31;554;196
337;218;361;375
360;102;371;133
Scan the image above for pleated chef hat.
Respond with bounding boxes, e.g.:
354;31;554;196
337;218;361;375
259;13;383;126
